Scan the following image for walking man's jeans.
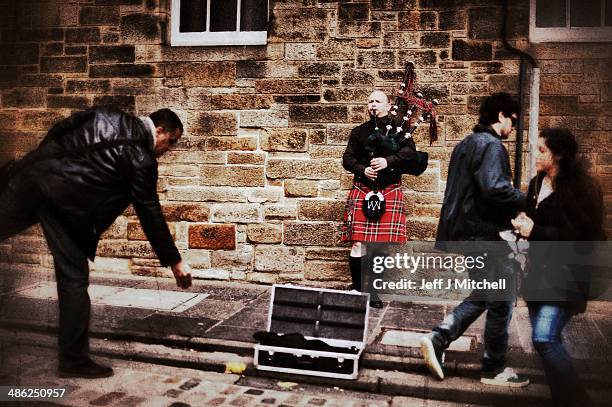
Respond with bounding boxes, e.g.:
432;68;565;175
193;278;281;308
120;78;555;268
430;256;516;374
528;303;587;406
431;297;513;373
0;178;91;364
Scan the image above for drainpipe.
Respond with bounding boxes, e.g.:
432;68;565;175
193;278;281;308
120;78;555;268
501;0;539;188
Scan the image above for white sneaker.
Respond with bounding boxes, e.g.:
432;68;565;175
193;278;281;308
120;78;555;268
419;336;445;380
480;367;530;388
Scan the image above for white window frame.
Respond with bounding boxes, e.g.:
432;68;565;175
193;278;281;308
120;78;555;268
529;0;612;42
170;0;268;46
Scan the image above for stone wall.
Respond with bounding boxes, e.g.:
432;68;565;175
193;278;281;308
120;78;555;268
0;0;610;285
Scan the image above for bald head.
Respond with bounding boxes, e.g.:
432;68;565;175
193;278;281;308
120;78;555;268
367;90;390;118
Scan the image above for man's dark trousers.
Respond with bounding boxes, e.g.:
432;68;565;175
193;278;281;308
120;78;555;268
0;178;91;364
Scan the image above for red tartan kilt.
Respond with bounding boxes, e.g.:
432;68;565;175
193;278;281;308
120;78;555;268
341;182;407;243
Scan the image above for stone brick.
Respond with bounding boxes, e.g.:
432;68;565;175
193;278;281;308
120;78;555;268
420;32;450;48
488;75;519;93
283;222;338;246
402;169;439;192
269;9;328;42
89;64;155;78
261;129;307;152
166;186;247;202
162;203;210;222
18;111;65;131
246;187;282;203
285;43;316;60
247;224;283;244
211;94;272;110
298;200;345;221
264;204;297;220
166;62;235;87
323;88;372;103
93;95;135;112
372;0;417;10
97;241;157;259
310;129;326;144
128;222;175;241
205;137;257;151
338;21;381;38
2;88;46;108
212;203;260;223
255;79;319;94
227;152;265;165
284;180;318;198
398;50;437;67
452;40;492;61
190;112;238;136
65;28;101;44
181;249;212;269
540;96;580;116
317;39;355;61
95;0;142;5
254;246;305;272
356;50;396;69
356;38;381;48
65;46;87;55
79;6;120;25
120;14;161;43
439;9;466;30
272;95;321;104
407;217;437;240
240;109;289;128
327;124;354;145
339;3;369;20
382;32;419;48
304;261;349;282
289;105;348;123
399;11;437;30
297;62;341;77
90;45;135;63
41;56;87;73
341;69;374;86
188;224;236;250
65;79;108;94
267;158;342;180
201;165;264;187
159;151;225;165
211;245;253;271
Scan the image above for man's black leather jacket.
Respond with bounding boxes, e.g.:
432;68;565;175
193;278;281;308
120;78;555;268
435;125;525;247
23;106;180;266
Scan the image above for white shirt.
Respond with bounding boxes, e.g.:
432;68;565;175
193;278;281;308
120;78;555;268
536;176;553;208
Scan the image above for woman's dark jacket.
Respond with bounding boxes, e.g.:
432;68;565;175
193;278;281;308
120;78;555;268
524;173;605;313
21;106;180;266
342;116;417;189
435;125;525;248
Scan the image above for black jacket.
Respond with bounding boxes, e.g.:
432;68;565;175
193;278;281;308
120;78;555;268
342;116;417;188
436;125;524;247
21;106;180;266
523;173;605;313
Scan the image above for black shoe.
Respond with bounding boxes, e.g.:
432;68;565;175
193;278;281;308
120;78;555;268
58;358;114;379
369;300;383;308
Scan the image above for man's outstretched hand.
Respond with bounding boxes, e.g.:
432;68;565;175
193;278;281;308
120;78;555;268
171;261;192;289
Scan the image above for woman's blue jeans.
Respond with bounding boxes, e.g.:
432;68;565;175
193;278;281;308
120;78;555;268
528;303;587;406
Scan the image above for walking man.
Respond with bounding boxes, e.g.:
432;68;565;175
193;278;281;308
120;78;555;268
420;93;529;387
0;106;192;378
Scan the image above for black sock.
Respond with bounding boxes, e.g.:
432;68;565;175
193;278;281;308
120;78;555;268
349;255;362;291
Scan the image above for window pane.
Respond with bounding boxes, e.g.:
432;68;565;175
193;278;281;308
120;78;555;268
536;0;566;27
606;0;612;25
241;0;268;31
210;0;237;32
179;0;207;33
570;0;601;26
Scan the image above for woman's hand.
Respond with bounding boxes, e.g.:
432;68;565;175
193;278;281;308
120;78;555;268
364;166;378;180
370;157;388;171
511;212;534;238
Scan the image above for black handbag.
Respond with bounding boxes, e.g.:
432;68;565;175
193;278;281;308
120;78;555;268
399;150;429;176
362;190;386;220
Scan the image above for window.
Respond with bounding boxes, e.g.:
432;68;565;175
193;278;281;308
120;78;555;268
170;0;269;46
530;0;612;42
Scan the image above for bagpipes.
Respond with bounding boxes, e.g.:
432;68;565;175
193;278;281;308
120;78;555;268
362;62;438;221
366;62;438;177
